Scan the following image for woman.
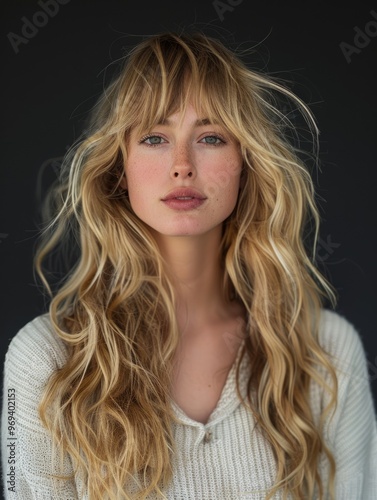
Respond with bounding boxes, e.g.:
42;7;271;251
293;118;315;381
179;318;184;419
1;31;376;499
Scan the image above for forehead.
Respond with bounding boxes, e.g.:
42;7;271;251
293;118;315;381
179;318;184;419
130;104;224;135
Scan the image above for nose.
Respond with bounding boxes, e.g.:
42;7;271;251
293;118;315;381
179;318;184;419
170;143;196;179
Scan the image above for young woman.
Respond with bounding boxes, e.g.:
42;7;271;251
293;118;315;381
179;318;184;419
1;31;376;499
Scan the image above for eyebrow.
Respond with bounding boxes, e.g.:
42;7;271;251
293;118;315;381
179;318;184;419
156;117;215;126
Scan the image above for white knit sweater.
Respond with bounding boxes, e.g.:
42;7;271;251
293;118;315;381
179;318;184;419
1;309;377;499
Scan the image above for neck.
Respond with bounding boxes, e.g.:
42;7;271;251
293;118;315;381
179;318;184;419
151;227;231;331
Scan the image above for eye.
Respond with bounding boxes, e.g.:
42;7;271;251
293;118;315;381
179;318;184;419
200;135;226;146
139;134;166;147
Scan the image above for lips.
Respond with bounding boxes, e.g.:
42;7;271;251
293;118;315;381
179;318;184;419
162;188;207;201
161;188;207;210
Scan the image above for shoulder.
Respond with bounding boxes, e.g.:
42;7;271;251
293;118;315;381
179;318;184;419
1;316;77;497
317;308;368;374
317;312;377;491
316;308;376;433
316;308;374;407
3;313;69;377
2;314;70;435
309;308;375;429
318;307;361;346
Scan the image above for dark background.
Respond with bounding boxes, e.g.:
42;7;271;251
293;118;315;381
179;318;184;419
1;0;376;438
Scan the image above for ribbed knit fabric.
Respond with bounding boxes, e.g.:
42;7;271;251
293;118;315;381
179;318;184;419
1;309;377;499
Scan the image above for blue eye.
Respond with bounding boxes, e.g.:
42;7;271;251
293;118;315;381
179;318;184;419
201;135;224;145
139;135;165;146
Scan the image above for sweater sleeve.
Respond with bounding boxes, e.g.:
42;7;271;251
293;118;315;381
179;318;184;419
319;310;377;499
1;315;78;499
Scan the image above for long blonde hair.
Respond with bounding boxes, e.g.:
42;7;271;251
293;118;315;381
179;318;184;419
35;31;338;499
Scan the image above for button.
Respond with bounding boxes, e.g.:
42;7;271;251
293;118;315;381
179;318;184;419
204;430;212;443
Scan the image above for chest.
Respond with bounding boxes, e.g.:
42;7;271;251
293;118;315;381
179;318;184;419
171;337;241;424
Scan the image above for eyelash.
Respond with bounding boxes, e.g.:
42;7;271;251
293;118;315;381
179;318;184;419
138;133;226;147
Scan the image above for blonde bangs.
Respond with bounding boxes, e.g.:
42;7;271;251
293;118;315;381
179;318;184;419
115;33;248;144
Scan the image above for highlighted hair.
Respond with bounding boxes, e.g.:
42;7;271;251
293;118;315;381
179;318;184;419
35;31;338;499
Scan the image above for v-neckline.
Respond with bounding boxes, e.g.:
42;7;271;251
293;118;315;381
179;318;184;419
171;339;249;427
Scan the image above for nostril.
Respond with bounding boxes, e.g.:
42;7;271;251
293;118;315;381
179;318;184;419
172;171;193;177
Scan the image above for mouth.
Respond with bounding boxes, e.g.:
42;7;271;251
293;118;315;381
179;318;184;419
161;188;207;210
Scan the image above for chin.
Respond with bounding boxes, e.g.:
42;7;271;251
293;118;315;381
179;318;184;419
150;223;224;239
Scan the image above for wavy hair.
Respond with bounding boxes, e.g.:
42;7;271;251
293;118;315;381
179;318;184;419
35;31;339;499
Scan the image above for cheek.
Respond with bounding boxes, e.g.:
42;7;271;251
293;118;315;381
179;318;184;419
126;160;158;191
125;163;162;215
206;158;242;198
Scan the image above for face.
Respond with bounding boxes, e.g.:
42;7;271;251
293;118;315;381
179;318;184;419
121;103;243;239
